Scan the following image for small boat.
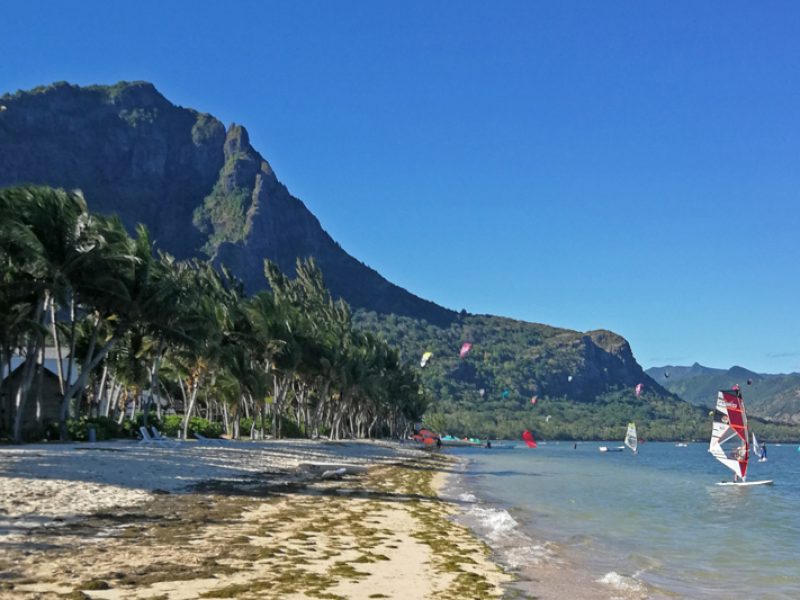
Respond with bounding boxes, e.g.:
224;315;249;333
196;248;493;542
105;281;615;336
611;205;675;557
675;442;689;447
599;445;625;453
486;443;516;450
439;435;484;447
709;388;773;486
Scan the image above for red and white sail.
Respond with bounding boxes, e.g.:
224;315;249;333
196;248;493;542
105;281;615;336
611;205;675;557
709;389;749;480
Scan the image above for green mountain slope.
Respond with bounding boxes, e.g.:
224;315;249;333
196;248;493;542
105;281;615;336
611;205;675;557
354;311;712;441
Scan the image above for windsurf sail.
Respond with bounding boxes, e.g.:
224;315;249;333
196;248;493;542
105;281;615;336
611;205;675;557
522;429;537;448
459;342;472;358
751;431;762;458
420;351;433;368
625;422;638;454
635;383;643;397
709;389;749;480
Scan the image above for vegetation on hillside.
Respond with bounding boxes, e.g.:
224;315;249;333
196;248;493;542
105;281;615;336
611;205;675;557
0;185;424;443
353;312;800;442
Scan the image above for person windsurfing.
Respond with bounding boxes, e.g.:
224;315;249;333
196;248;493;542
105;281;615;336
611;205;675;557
761;442;767;461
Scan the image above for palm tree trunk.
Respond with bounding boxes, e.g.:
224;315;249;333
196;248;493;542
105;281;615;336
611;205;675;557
12;295;46;444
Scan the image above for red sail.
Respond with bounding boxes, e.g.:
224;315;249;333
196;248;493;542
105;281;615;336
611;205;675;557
522;430;537;448
720;389;749;478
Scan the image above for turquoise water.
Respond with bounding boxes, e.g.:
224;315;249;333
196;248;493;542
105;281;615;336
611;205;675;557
449;442;800;599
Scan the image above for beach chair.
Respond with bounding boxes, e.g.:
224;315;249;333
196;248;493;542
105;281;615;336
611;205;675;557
138;426;158;445
150;426;180;447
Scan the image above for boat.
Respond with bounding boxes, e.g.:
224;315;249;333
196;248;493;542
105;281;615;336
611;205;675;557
675;442;689;447
486;442;516;450
439;435;484;447
709;388;773;486
409;428;440;449
598;445;625;453
625;422;638;454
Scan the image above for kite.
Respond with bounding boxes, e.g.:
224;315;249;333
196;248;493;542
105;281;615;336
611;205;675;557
531;395;538;406
545;415;552;423
420;352;433;368
635;383;643;397
522;429;537;448
459;342;472;358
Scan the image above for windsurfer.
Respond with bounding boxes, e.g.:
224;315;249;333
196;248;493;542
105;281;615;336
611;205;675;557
761;443;767;460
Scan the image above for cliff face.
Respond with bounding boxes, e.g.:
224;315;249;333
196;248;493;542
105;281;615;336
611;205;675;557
0;81;455;326
0;82;224;260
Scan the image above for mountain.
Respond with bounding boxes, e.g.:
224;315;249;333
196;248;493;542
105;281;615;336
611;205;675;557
0;81;454;327
0;80;716;438
646;364;800;423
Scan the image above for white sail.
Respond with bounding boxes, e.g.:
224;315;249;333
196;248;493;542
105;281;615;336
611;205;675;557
709;389;749;480
751;431;761;457
625;422;638;454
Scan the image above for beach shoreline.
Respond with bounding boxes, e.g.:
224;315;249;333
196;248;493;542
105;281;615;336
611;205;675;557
1;439;513;599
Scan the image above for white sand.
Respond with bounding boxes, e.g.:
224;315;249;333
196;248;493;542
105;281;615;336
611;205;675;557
0;439;421;523
0;439;513;599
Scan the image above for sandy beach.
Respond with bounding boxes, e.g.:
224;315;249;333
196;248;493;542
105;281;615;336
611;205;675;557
0;439;513;599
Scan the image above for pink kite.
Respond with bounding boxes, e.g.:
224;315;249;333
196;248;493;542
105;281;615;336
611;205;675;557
635;383;643;397
459;342;473;358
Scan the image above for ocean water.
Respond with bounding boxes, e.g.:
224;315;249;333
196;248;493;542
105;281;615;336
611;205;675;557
447;442;800;599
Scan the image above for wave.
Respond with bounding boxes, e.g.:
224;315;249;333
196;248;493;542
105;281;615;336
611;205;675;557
596;571;647;596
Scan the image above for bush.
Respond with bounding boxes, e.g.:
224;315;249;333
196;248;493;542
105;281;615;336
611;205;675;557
64;416;124;441
158;415;223;439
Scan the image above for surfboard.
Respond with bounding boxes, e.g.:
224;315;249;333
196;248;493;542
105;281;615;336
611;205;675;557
715;480;774;487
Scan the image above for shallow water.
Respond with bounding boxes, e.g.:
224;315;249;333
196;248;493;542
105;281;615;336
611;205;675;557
448;441;800;599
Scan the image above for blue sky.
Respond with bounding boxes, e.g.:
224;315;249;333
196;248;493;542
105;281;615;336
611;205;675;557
2;1;799;373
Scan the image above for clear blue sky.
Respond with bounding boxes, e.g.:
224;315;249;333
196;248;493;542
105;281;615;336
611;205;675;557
2;1;799;373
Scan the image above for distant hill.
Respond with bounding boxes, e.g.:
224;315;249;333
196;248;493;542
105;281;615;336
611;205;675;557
646;364;800;423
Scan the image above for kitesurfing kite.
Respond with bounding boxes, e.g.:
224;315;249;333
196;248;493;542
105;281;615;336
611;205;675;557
635;383;643;397
522;430;537;448
459;342;472;358
420;352;433;368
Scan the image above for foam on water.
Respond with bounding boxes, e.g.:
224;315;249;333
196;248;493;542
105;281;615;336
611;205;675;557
448;465;562;572
464;505;518;540
597;571;647;596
